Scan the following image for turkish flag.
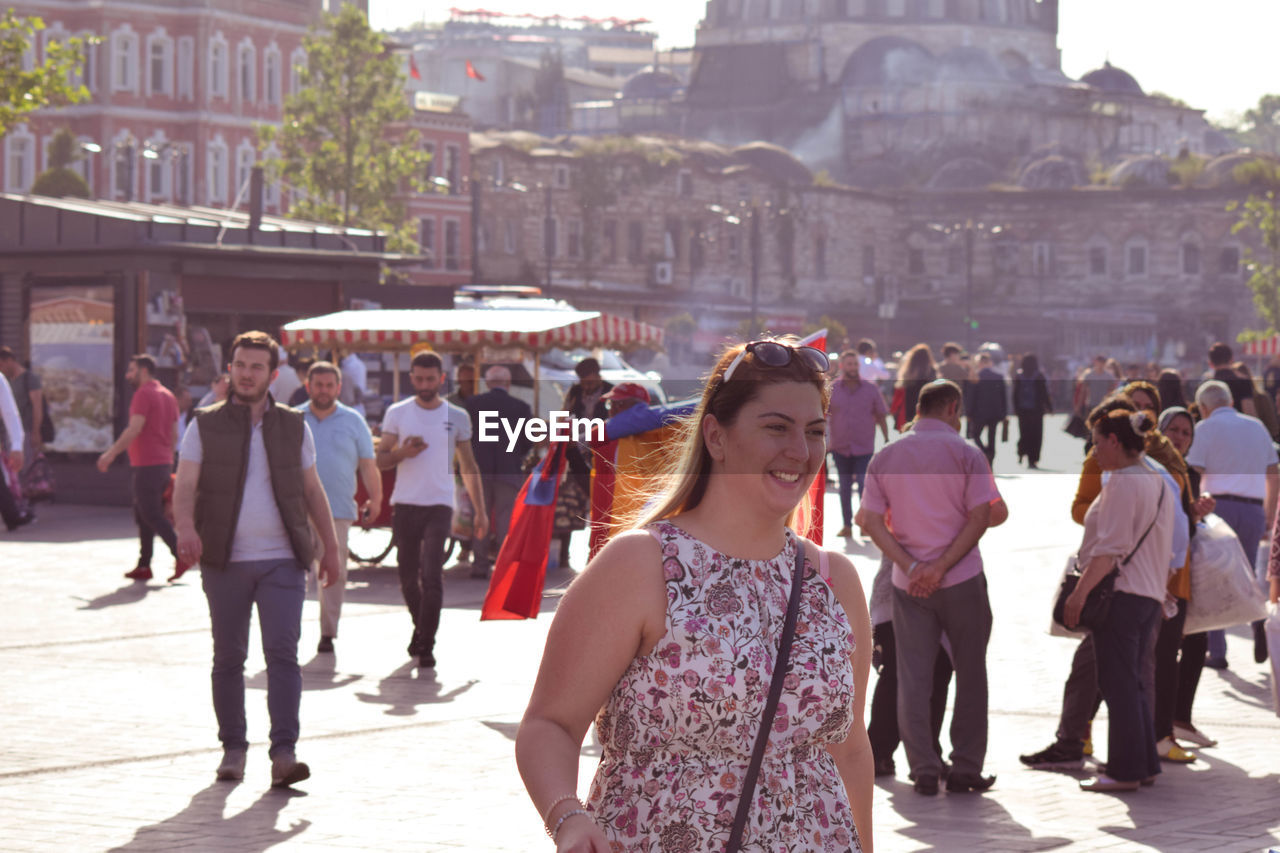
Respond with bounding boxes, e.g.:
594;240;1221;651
799;327;828;546
480;443;568;620
409;54;421;81
465;60;486;82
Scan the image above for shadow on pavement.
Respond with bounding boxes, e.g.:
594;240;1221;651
106;781;309;852
885;783;1071;851
353;662;478;716
6;503;137;543
1210;666;1276;714
298;654;363;691
73;581;163;610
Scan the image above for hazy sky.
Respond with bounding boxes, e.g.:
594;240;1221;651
370;0;1277;123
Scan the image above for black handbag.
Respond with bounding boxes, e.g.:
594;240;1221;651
1064;412;1090;439
1053;483;1165;632
725;538;807;853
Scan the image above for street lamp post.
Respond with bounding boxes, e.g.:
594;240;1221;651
707;201;761;339
929;218;1007;352
543;183;553;299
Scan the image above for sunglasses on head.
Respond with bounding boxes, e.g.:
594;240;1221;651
721;340;831;385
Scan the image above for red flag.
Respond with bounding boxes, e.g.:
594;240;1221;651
797;327;828;545
408;54;421;80
588;440;619;561
465;60;486;82
481;443;568;621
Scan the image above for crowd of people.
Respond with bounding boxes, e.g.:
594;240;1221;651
5;327;1280;850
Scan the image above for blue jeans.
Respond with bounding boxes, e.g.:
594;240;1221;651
830;451;872;528
202;558;306;757
1206;498;1265;659
1093;591;1162;782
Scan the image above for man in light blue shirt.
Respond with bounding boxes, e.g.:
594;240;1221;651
298;361;381;653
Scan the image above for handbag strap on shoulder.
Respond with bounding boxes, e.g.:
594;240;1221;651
1120;476;1167;567
725;537;807;853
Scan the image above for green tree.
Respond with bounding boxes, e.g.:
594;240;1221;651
1241;94;1280;156
30;127;89;197
1;9;91;136
258;4;430;252
1228;159;1280;340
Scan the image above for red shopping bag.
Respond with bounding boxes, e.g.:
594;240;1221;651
481;443;568;621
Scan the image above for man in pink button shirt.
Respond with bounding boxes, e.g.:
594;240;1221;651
860;379;1007;795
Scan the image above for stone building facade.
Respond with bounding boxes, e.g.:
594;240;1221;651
683;0;1225;189
471;130;1267;369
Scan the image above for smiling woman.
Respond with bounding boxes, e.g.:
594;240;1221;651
515;337;877;853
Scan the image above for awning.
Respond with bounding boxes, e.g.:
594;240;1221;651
279;308;664;352
1242;335;1280;357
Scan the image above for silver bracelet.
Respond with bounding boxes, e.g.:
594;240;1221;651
541;794;581;832
551;809;588;842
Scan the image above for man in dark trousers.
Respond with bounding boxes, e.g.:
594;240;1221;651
466;365;533;580
173;331;341;787
97;354;185;581
967;353;1008;467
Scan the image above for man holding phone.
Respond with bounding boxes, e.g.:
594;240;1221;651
298;361;381;654
377;352;487;669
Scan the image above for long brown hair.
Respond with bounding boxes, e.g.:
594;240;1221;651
630;337;831;530
897;343;936;384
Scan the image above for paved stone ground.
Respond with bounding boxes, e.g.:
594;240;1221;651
2;416;1279;852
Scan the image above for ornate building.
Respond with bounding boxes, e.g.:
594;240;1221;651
684;0;1230;188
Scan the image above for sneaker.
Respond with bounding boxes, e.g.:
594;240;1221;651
270;751;311;788
836;525;852;538
124;565;153;581
1019;741;1084;771
1172;723;1217;748
216;748;246;781
1254;620;1269;664
418;650;436;669
873;757;895;778
317;636;334;653
1204;655;1228;670
946;772;996;793
1156;737;1196;763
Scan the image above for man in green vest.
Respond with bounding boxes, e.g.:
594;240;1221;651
173;331;340;788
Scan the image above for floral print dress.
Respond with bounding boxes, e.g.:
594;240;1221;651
586;522;861;853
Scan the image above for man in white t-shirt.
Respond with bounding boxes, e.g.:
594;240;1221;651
377;351;487;669
1186;379;1279;667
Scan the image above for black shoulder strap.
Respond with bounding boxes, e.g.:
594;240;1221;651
1120;474;1167;567
726;537;807;853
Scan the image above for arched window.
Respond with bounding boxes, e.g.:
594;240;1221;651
263;43;282;106
208;32;229;99
238;39;256;103
262;143;281;209
110;24;139;93
145;29;174;97
289;47;308;95
235;141;256;204
207;136;228;203
177;36;194;99
3;125;36;193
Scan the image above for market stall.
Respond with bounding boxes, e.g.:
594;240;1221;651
279;307;665;407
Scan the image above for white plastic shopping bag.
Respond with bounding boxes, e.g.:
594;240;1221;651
1184;515;1268;634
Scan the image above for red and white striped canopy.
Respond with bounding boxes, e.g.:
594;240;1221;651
1242;335;1280;357
280;308;664;352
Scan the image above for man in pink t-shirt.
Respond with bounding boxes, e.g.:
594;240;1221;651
98;354;186;582
860;379;1007;796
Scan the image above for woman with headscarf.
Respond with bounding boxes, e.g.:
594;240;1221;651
1156;406;1219;751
